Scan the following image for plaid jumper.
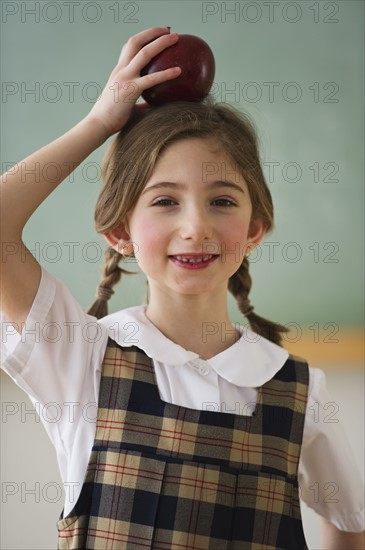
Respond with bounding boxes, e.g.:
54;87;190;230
57;338;309;549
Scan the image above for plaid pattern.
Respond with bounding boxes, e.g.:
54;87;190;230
57;339;309;549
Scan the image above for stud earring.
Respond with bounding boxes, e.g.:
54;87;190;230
120;242;135;258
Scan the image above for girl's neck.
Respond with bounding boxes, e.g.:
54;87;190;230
145;290;240;360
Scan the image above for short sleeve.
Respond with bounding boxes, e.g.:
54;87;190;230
299;367;364;532
0;266;108;448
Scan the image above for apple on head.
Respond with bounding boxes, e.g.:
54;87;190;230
141;30;215;106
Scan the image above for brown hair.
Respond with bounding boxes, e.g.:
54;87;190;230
87;97;288;346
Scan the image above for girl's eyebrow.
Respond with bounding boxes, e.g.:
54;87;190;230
142;180;245;195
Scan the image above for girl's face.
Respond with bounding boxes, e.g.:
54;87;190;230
124;137;266;300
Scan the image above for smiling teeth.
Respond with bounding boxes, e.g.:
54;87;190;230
175;255;213;263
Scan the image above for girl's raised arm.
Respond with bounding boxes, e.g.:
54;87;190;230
0;27;181;333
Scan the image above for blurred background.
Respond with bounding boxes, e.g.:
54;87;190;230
1;0;364;548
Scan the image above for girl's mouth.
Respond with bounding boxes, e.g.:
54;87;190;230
168;254;219;269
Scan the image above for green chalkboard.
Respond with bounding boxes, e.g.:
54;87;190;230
1;0;363;331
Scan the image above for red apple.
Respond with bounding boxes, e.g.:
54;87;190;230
141;34;215;106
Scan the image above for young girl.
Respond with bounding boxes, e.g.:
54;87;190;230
1;27;364;549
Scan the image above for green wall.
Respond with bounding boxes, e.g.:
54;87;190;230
2;0;364;331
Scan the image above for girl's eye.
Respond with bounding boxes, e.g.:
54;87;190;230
151;198;237;207
151;198;177;207
212;198;237;207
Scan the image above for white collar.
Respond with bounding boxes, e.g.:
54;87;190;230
98;305;289;388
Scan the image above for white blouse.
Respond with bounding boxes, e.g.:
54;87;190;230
1;266;364;531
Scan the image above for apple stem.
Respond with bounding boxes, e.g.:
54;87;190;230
166;26;171;33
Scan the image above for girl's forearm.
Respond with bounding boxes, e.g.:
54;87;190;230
0;115;110;240
320;517;365;549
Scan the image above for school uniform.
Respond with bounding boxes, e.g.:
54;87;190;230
1;267;364;549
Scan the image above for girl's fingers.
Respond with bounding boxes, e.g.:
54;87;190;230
127;32;179;75
110;67;181;107
135;66;182;93
118;27;171;66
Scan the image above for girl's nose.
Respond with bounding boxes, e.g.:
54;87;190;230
179;207;213;242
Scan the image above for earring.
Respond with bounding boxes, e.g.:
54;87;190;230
245;246;253;257
120;242;135;258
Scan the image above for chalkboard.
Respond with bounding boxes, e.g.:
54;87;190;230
1;1;363;329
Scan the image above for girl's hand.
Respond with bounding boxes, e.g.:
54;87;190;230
85;27;181;138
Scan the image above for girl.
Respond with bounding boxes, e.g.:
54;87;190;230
1;27;364;549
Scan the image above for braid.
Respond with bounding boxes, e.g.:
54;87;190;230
228;257;289;347
86;246;135;319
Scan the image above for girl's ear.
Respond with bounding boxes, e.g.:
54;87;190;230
247;218;267;248
103;223;131;252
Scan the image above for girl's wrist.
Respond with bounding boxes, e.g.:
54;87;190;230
81;114;116;145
